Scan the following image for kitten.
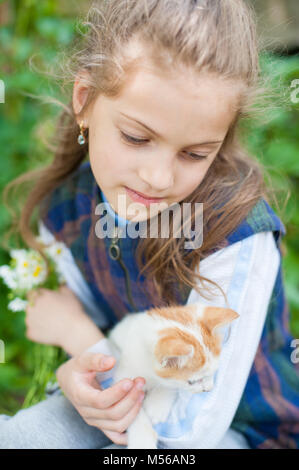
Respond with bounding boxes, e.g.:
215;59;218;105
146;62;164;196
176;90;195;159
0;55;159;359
99;303;239;449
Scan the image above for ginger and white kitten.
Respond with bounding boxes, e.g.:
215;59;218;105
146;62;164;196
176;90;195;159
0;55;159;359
103;303;239;449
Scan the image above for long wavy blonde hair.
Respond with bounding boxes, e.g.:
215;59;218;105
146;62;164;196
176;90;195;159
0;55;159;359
2;0;289;306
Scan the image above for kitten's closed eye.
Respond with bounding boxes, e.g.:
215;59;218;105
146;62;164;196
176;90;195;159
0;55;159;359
188;378;203;385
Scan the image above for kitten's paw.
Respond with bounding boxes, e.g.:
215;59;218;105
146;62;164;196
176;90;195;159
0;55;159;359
143;389;175;424
127;442;157;450
127;428;158;449
146;405;170;424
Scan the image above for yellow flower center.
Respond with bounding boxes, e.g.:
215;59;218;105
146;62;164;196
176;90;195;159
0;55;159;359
33;266;42;277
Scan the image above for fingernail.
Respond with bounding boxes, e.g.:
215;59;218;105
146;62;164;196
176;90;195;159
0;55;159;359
101;357;113;368
123;381;133;391
136;382;144;391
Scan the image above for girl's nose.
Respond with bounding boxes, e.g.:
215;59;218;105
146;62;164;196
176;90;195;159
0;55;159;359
138;156;175;192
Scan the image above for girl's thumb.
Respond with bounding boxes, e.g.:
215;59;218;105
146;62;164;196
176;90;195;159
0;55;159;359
76;352;115;372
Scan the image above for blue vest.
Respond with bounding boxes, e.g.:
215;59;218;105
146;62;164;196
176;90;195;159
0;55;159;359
39;161;299;449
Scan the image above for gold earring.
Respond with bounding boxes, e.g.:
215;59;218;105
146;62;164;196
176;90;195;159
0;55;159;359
78;121;86;145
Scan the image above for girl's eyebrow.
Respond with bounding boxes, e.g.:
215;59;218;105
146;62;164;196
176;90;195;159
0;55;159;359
119;111;223;146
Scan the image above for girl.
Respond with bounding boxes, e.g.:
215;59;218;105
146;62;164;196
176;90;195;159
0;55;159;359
1;0;299;449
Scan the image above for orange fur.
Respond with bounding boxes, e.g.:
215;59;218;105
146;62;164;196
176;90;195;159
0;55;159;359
201;306;239;333
149;304;239;381
148;304;196;325
198;307;239;356
154;326;206;381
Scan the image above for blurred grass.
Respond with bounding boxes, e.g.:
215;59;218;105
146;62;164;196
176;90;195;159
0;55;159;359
0;0;298;416
0;0;88;415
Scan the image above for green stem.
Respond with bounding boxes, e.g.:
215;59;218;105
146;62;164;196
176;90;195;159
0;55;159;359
21;343;63;409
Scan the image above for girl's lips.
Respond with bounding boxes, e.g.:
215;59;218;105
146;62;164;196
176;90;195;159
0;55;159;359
124;186;165;206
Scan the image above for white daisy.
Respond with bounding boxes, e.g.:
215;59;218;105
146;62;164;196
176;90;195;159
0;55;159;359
26;251;48;286
9;249;48;290
45;242;67;262
0;265;18;289
44;242;67;283
8;297;28;312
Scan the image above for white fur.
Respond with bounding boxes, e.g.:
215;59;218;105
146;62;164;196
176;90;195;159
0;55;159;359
105;306;222;449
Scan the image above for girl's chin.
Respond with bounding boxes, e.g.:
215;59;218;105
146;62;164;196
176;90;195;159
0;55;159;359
122;209;151;223
120;206;163;223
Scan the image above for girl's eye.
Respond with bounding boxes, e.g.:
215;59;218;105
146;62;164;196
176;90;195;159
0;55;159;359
120;131;208;161
120;131;148;145
183;151;208;161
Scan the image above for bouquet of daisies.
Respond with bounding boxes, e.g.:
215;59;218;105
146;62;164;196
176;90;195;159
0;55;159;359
0;241;68;408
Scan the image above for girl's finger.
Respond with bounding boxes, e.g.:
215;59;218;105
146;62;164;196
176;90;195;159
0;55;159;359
104;383;145;420
26;289;39;303
75;351;115;373
79;384;143;419
74;381;106;408
102;429;128;446
59;284;69;292
86;397;143;433
74;376;133;411
82;378;137;410
90;373;103;391
78;375;145;414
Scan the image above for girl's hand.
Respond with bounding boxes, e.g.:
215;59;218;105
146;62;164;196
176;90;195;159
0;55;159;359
25;285;104;353
56;351;146;446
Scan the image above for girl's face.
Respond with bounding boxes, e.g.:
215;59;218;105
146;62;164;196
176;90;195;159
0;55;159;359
73;60;242;222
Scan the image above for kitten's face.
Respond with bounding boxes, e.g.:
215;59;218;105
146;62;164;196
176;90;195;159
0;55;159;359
148;304;239;393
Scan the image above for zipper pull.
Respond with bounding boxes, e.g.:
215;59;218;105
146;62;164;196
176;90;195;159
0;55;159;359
108;226;121;260
107;225;138;311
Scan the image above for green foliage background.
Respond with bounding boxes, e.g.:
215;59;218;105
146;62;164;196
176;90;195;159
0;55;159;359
0;0;298;416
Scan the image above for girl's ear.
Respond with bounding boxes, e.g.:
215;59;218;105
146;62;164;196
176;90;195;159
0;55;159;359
72;71;91;120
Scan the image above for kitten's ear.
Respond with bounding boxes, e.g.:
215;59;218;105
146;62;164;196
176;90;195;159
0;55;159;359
201;306;239;337
156;336;194;369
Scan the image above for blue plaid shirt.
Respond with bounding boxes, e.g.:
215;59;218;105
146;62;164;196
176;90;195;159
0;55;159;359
39;161;299;449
